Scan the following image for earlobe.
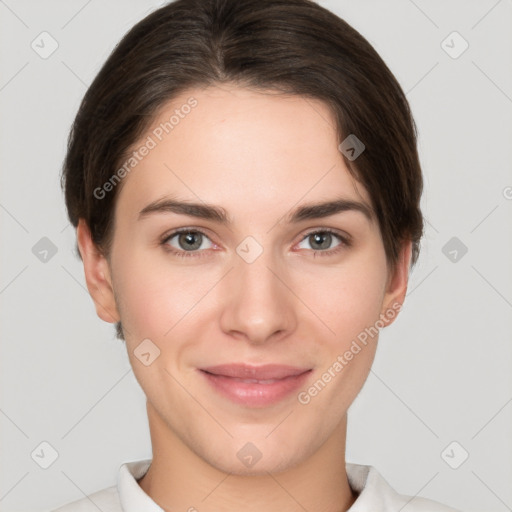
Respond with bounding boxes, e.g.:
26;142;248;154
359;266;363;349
76;219;120;324
380;241;412;327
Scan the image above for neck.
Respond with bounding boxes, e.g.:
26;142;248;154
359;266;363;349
138;401;357;512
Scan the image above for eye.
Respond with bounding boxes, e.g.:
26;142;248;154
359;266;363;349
161;229;214;257
296;229;350;256
160;227;351;259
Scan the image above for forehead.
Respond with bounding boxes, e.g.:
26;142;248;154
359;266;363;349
115;84;372;222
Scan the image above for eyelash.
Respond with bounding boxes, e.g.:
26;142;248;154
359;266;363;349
159;228;352;259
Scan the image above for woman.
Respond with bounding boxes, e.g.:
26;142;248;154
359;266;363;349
55;0;461;510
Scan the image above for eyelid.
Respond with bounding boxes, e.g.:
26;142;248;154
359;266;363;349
294;228;352;255
159;228;216;259
299;227;352;244
160;227;217;248
159;226;352;258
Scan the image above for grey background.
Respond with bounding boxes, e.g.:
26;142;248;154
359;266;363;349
0;0;511;511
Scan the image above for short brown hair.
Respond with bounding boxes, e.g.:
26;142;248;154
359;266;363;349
61;0;424;341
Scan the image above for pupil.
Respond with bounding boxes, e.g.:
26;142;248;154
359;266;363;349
312;232;331;250
180;232;201;250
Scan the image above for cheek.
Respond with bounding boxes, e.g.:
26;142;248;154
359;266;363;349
109;248;170;345
111;254;198;394
315;252;388;396
297;267;386;418
301;249;388;345
116;270;170;337
111;249;221;341
113;231;388;345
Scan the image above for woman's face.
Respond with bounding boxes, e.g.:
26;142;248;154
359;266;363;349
82;84;409;475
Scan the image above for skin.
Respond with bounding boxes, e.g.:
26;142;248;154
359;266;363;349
77;84;412;512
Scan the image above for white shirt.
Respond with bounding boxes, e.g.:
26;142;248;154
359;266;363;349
52;459;461;511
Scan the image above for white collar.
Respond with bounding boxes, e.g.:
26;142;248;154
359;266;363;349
116;458;458;511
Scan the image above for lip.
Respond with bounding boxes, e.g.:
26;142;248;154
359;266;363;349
198;364;312;407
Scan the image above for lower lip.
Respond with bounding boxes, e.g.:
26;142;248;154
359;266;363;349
199;369;312;407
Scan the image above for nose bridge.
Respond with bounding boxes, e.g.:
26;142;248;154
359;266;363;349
219;237;296;343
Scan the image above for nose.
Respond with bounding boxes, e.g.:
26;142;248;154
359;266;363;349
219;249;297;346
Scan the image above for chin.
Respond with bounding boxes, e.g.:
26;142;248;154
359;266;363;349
211;453;299;477
199;437;305;477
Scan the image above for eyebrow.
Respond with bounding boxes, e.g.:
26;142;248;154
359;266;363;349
138;196;374;224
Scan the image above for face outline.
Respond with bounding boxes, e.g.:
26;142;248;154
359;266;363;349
77;83;411;477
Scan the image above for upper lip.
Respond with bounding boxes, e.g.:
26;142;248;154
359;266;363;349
200;364;311;380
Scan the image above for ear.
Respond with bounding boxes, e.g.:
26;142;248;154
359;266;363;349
76;219;120;324
380;240;412;327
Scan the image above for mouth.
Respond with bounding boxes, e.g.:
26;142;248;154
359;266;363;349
198;364;313;407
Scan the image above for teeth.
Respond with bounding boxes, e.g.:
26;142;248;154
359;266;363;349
231;377;278;384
